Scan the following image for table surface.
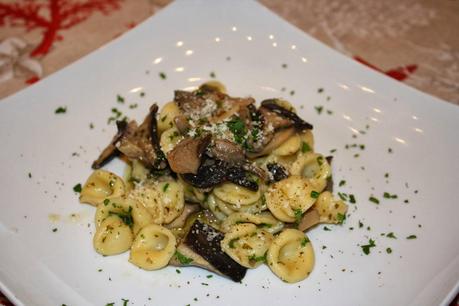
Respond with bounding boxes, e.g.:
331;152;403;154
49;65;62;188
0;0;458;305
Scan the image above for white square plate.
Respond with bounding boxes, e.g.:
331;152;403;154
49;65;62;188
1;1;458;305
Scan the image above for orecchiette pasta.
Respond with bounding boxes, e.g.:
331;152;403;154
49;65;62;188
227;197;267;215
213;182;261;208
160;127;184;154
266;229;314;283
314;191;348;224
157;101;181;133
159;181;185;223
221;223;274;268
290;152;331;192
128;186;164;224
221;212;284;234
265;175;319;222
129;181;184;225
80;170;125;206
129;160;150;183
299;130;314;151
94;196;154;235
129;224;176;270
178;177;207;204
93;215;133;256
205;194;229;221
272;133;301;156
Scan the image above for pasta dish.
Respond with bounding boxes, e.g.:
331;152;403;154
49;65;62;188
79;82;348;283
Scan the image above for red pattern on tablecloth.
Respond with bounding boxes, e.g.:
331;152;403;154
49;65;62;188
0;0;122;57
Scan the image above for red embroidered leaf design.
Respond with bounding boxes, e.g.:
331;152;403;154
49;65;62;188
354;56;417;81
0;0;123;57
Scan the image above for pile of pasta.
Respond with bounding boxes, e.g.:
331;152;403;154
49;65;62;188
79;84;348;283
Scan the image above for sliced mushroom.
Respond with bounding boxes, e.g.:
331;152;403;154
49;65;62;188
261;99;313;131
242;162;267;181
169;244;224;276
259;106;292;130
174;88;255;124
182;158;228;189
182;156;259;191
165;203;201;230
92;120;128;169
174;115;191;134
208;139;246;165
226;167;258;191
113;104;167;170
247;127;295;158
297;209;321;232
183;220;247;282
167;135;211;174
266;162;289;182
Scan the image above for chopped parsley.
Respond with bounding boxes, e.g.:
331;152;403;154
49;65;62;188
159;72;167;79
248;253;267;263
386;247;392;254
122;298;129;306
406;235;417;240
108;107;123;124
317;156;324;166
301;237;310;247
317;88;324;93
323;226;331;231
175;251;193;264
227;117;247;144
369;196;380;204
103;199;110;206
116;94;125;103
73;183;82;193
386;232;397;239
28;172;32;178
337;192;348;201
339;180;346;187
383;192;398;199
206;274;213;278
310;191;320;198
314;105;323;114
258;222;272;228
54;106;67;114
294;208;303;224
109;207;133;227
281;63;288;68
105;303;115;306
336;213;346;224
163;183;170;192
228;237;240;249
129;103;138;109
52;228;58;232
361;239;376;255
301;141;311;153
210;71;216;78
349;194;356;204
